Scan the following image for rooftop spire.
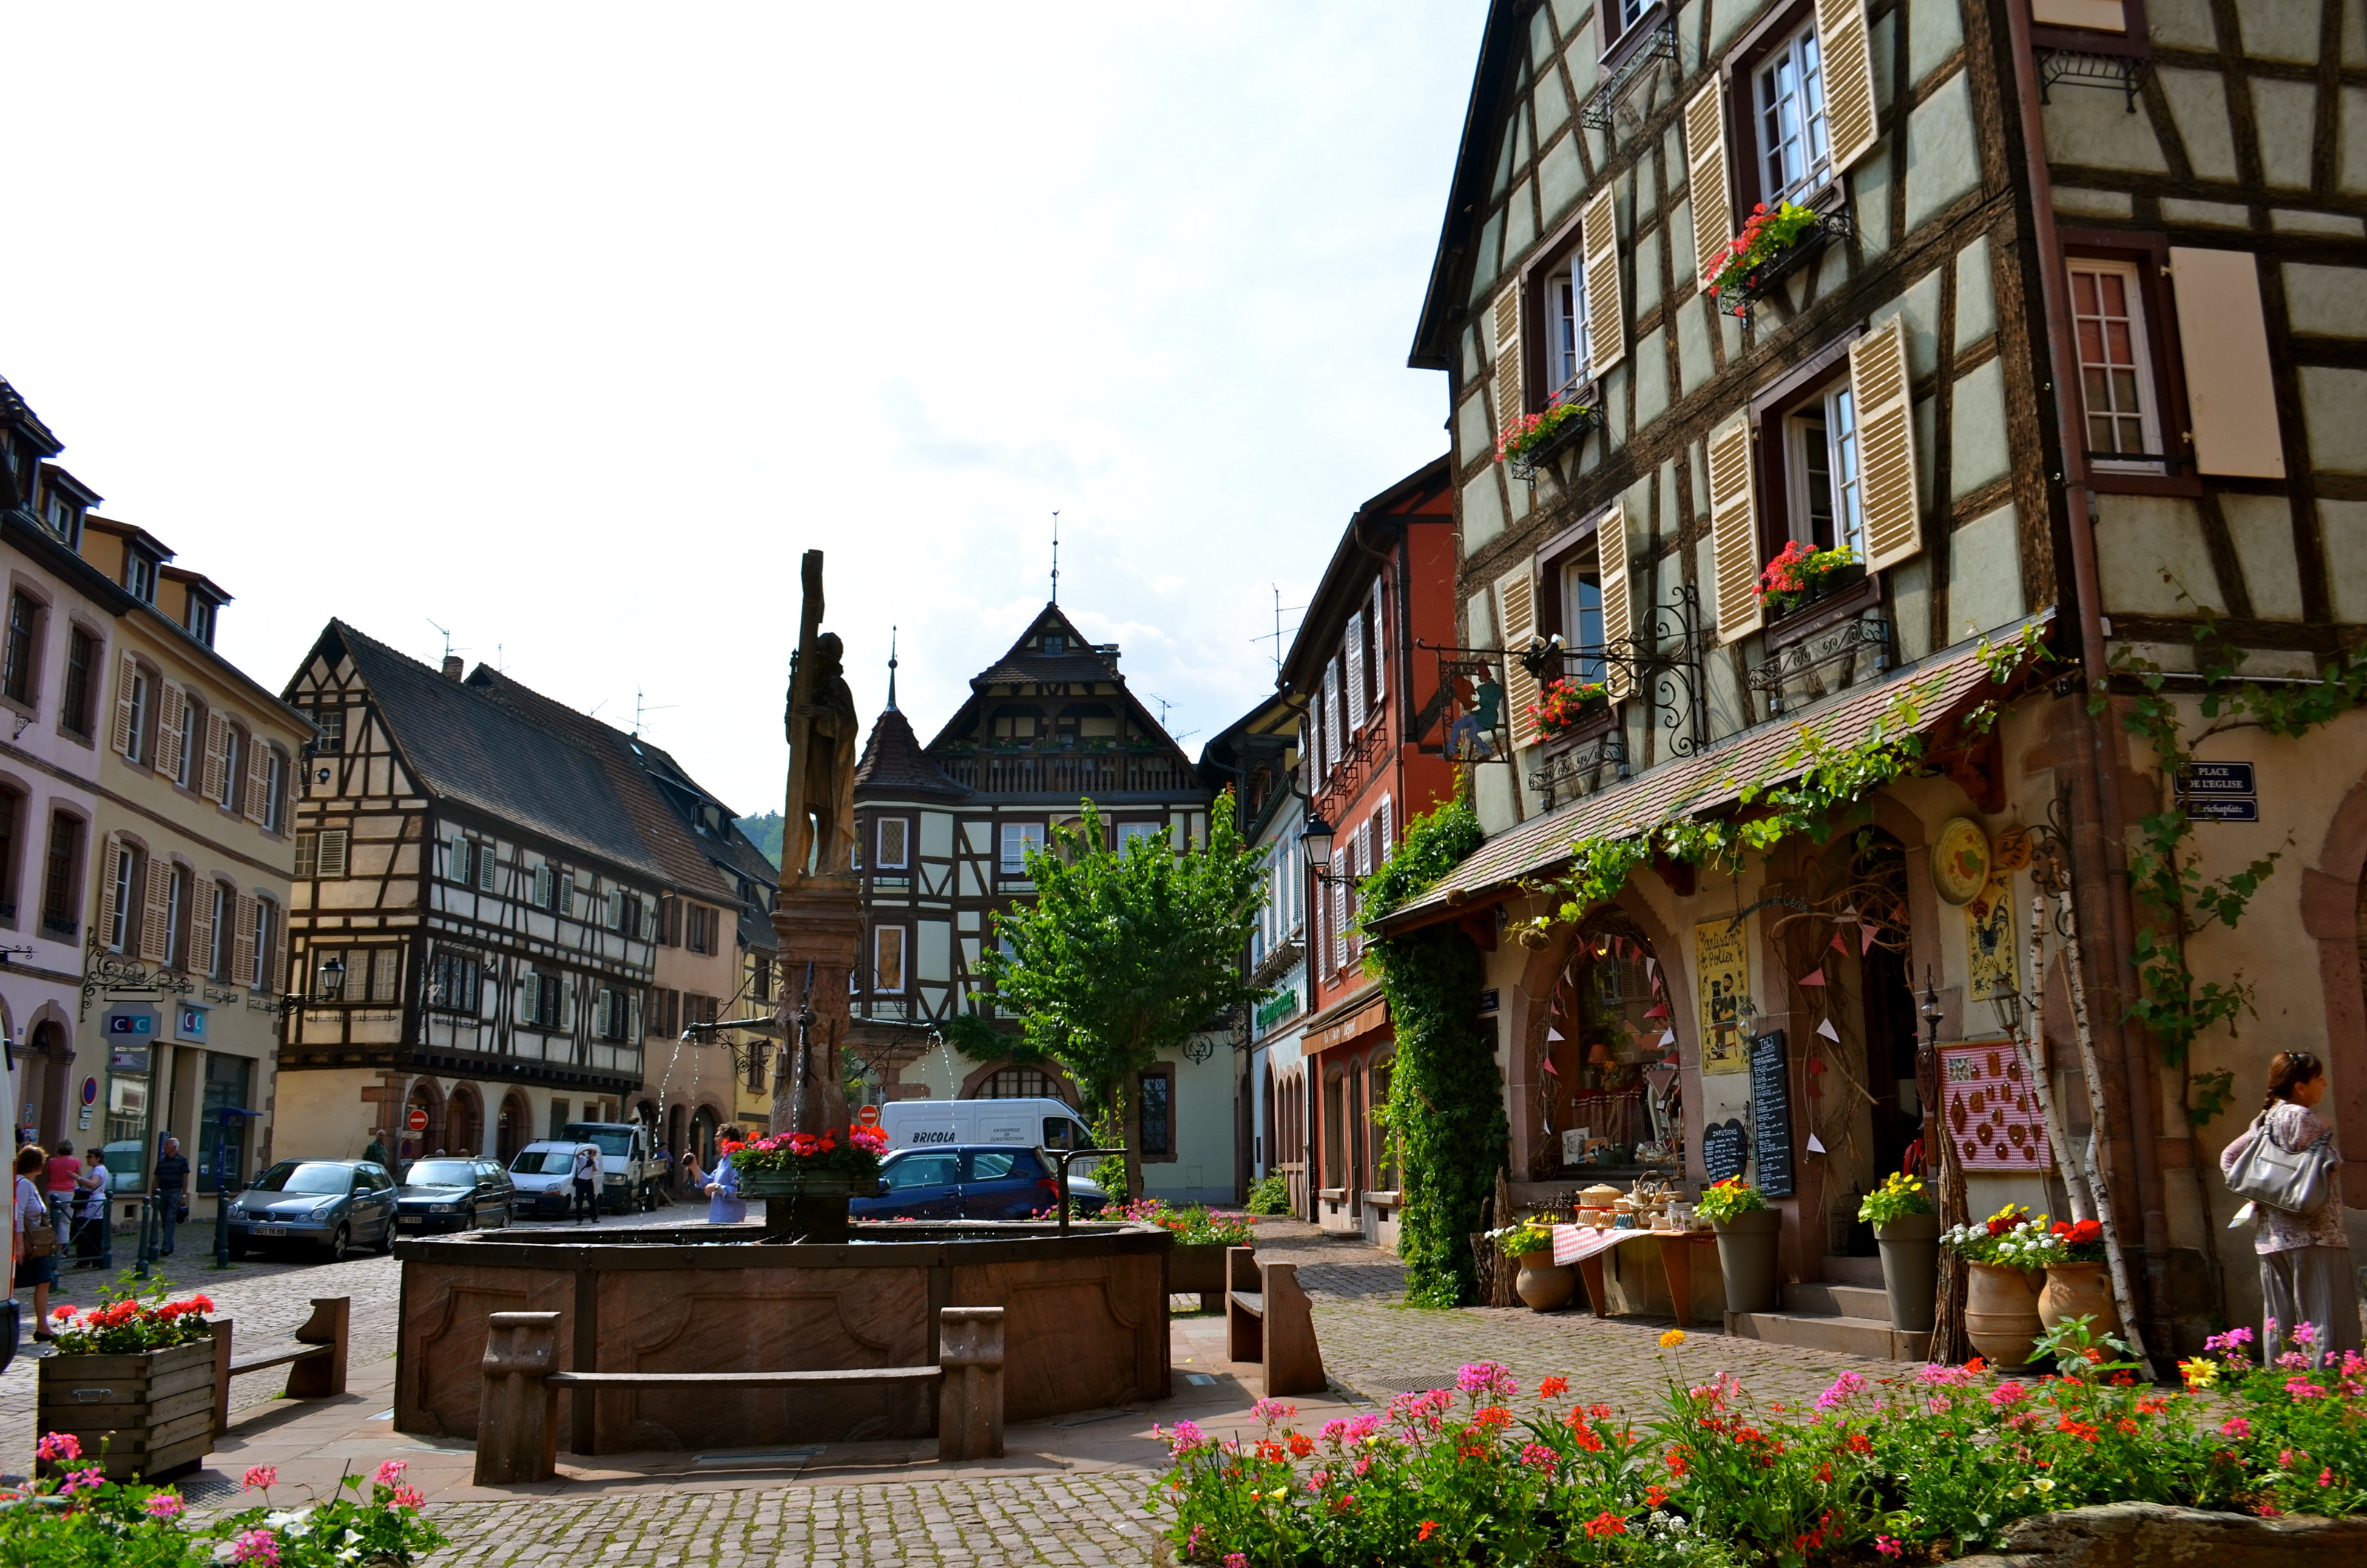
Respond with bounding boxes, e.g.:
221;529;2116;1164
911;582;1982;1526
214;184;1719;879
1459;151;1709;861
885;626;899;711
1050;510;1060;604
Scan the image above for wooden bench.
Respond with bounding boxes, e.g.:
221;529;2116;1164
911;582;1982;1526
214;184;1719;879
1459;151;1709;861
211;1298;350;1437
1223;1246;1325;1397
473;1305;1006;1484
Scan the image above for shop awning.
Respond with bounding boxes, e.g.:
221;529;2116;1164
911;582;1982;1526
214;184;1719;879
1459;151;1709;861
1374;613;2054;931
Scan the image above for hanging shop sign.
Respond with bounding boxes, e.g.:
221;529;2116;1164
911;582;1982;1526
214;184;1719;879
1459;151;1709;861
1747;1030;1796;1197
1931;817;1992;905
1965;876;2018;1001
1694;919;1750;1075
1701;1118;1749;1183
1941;1041;2054;1172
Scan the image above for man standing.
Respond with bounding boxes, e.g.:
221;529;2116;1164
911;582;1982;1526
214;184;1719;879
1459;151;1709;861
152;1136;190;1257
571;1143;599;1223
362;1128;390;1170
75;1158;112;1270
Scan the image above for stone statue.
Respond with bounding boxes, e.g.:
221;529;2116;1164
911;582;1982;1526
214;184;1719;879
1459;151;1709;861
781;554;860;884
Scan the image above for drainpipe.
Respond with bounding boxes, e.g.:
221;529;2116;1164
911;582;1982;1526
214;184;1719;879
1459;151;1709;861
2004;0;2174;1365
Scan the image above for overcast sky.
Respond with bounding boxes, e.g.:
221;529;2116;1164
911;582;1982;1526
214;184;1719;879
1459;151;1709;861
7;5;1477;816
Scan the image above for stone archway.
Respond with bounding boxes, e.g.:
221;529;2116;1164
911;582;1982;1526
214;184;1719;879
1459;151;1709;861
496;1091;531;1163
399;1078;445;1166
21;1016;74;1147
442;1081;484;1158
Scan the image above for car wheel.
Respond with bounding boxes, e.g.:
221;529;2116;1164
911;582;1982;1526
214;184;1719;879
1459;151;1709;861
372;1221;393;1255
321;1223;351;1263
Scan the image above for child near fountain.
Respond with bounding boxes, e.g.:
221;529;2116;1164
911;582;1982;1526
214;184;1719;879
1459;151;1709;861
706;1126;748;1225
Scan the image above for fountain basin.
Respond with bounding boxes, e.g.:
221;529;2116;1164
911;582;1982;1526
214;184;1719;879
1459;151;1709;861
394;1220;1173;1453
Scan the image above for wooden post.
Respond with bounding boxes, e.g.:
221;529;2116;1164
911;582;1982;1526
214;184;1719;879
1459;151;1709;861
210;1318;234;1442
473;1311;561;1486
286;1298;349;1399
936;1307;1005;1462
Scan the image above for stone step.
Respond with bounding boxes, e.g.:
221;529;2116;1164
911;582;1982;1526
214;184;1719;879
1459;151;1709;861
1725;1308;1931;1362
1782;1281;1891;1319
1820;1255;1884;1288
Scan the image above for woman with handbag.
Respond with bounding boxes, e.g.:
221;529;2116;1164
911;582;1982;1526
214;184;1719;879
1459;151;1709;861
13;1144;58;1342
2219;1050;2359;1368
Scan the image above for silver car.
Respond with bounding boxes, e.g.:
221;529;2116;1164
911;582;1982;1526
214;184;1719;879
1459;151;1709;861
226;1160;397;1261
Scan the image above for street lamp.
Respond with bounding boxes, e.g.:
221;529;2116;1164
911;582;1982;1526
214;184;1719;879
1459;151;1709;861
1919;968;1946;1049
318;953;346;1000
1298;812;1335;873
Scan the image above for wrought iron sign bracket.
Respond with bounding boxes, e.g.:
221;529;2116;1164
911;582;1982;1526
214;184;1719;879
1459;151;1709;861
1748;612;1893;718
2037;49;2151;113
1588;584;1711;760
1580;21;1678;131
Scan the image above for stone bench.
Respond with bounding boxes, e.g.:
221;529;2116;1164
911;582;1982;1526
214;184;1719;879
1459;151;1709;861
211;1298;350;1437
1223;1246;1325;1396
472;1305;1007;1484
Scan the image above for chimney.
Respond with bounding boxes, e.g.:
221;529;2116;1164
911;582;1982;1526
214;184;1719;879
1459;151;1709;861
442;655;464;681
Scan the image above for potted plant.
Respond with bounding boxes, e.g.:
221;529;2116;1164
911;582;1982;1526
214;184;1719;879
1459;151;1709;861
732;1121;890;1244
36;1279;219;1481
1703;200;1846;318
1857;1171;1939;1334
1755;540;1864;617
1942;1203;2053;1368
1528;677;1610;743
1493;395;1601;473
1485;1217;1572;1312
1697;1177;1780;1314
2030;1217;2118;1338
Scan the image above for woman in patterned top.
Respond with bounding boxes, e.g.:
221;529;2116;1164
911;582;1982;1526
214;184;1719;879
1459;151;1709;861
2218;1051;2359;1368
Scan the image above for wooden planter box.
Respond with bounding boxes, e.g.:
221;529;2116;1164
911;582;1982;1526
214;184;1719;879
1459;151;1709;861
37;1334;218;1480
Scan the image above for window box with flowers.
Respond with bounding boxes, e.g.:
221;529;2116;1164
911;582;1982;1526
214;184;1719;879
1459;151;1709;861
1495;394;1602;481
1528;677;1612;749
1704;200;1852;322
1755;540;1865;619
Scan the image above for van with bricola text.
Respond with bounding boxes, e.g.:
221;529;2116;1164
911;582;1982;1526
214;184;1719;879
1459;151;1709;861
878;1098;1093;1158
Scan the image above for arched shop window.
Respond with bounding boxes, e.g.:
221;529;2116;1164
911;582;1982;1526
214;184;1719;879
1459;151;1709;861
1536;909;1680;1178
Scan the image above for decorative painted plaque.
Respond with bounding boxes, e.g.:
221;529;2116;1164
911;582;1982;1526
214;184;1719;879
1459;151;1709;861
1695;919;1750;1076
1940;1041;2054;1172
1965;876;2018;1001
1932;817;1992;906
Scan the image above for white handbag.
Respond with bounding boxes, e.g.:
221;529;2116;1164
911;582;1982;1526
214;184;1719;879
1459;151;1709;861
2224;1112;2332;1216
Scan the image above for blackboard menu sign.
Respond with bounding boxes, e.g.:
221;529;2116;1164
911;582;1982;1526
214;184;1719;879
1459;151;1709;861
1701;1119;1748;1183
1749;1029;1796;1197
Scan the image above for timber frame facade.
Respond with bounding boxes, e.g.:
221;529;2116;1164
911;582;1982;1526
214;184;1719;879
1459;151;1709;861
1395;0;2367;1365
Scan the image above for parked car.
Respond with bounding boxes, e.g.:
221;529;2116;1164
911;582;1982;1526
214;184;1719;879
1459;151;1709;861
561;1121;663;1212
394;1157;516;1234
507;1141;603;1218
226;1160;397;1261
851;1144;1108;1222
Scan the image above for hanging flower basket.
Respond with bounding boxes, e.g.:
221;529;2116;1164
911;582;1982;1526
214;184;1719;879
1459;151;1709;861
1529;677;1610;743
1704;202;1852;321
1496;397;1602;480
1756;541;1863;617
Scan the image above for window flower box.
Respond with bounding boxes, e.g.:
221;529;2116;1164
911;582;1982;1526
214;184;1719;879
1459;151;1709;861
1755;541;1864;618
1529;677;1610;745
1495;396;1602;481
1704;202;1852;322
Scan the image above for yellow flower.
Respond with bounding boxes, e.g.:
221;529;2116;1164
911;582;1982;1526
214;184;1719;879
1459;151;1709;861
2179;1357;2221;1389
1659;1329;1687;1348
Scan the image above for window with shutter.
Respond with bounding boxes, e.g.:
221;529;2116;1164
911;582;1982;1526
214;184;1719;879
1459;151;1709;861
1581;189;1625;376
1494;564;1542;750
1686;84;1732;288
141;859;171;963
243;734;270;822
318;828;350;879
155;685;187;781
558;873;575;916
1323;661;1343;771
1707;419;1766;642
202;714;229;802
1344;615;1365;732
1849;316;1922;572
477;844;497;892
111;652;139;757
2166;247;2285;480
1369;578;1387;706
1377;794;1393;854
371;947;398;1002
261;898;283;990
1597;510;1638;699
294;832;318;879
535;865;553;909
191;882;217;979
1330;882;1347;973
1492;285;1525;433
232;893;257;984
1814;0;1877;173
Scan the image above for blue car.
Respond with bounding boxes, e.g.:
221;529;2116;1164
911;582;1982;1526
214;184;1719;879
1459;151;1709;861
853;1144;1108;1222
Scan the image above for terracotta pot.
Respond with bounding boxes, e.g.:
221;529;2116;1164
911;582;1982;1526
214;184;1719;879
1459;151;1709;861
2037;1260;2121;1340
1712;1209;1783;1314
1873;1212;1942;1332
1964;1261;2045;1368
1513;1249;1576;1313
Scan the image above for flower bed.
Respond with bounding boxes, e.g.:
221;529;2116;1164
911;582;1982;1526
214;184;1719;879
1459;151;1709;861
1121;1199;1255;1248
1149;1328;2367;1567
3;1444;445;1566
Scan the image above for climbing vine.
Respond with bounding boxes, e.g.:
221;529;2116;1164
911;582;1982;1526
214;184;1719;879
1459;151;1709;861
1357;795;1507;1308
2099;608;2367;1126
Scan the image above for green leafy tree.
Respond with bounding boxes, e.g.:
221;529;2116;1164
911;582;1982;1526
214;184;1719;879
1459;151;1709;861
979;793;1266;1199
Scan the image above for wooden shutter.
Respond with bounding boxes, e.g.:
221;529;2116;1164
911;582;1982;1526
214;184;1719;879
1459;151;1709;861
1851;315;1924;571
1368;578;1387;706
155;685;186;780
479;845;497;892
1596;508;1638;700
1323;661;1342;767
2167;247;2286;479
318;828;351;879
1707;419;1766;642
1581;188;1625;376
1343;614;1365;731
190;882;217;979
266;902;285;992
1495;562;1542;749
135;856;166;962
202;714;229;802
1816;0;1879;173
243;737;269;822
232;892;257;984
1377;793;1392;854
1492;285;1525;435
111;652;138;757
1685;81;1732;288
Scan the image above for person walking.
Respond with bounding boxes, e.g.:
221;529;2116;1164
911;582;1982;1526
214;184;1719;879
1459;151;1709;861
2221;1050;2361;1368
705;1126;747;1225
13;1145;58;1342
570;1143;600;1223
152;1137;191;1257
362;1129;391;1169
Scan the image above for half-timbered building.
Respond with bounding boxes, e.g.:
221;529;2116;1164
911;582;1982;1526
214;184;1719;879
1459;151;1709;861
277;622;661;1165
1382;0;2367;1361
845;604;1237;1201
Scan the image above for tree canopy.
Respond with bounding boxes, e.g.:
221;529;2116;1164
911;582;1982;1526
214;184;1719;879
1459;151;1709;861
979;791;1267;1197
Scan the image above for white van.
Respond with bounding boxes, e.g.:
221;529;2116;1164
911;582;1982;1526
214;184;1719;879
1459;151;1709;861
879;1098;1094;1156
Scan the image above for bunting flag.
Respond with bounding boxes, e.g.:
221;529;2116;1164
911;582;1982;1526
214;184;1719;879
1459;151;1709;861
1643;956;1657;979
1831;930;1849;954
1542;1056;1560;1075
1644;1001;1669;1018
1547;1027;1564;1041
1861;924;1882;955
1798;968;1826;987
1807;1132;1827;1154
1817;1017;1840;1041
1659;1029;1677;1047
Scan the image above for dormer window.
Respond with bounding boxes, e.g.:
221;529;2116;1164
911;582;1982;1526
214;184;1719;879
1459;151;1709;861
186;595;218;646
42;491;81;547
1041;634;1065;654
126;552;158;604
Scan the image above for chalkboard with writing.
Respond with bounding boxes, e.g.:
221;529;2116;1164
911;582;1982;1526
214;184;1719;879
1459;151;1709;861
1749;1029;1795;1197
1701;1119;1748;1183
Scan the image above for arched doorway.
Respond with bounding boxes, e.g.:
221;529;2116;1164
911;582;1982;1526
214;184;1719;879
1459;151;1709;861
1533;908;1676;1178
692;1105;720;1169
442;1083;483;1158
399;1080;445;1167
22;1020;70;1146
496;1092;530;1162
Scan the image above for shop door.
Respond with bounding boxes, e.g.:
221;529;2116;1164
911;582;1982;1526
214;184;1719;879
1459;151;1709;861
1857;939;1922;1253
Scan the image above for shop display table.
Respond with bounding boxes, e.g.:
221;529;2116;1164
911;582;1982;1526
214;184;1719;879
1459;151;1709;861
1548;1226;1717;1328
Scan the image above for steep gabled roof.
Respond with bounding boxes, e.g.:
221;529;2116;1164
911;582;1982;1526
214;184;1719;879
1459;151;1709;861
301;621;664;881
0;374;61;456
1408;0;1529;371
967;602;1121;688
624;734;786;899
854;706;970;801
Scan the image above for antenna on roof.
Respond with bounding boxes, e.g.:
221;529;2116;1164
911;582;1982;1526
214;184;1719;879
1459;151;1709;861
1050;511;1060;604
425;618;467;663
632;686;677;738
1253;584;1307;677
885;626;899;712
1146;692;1177;730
